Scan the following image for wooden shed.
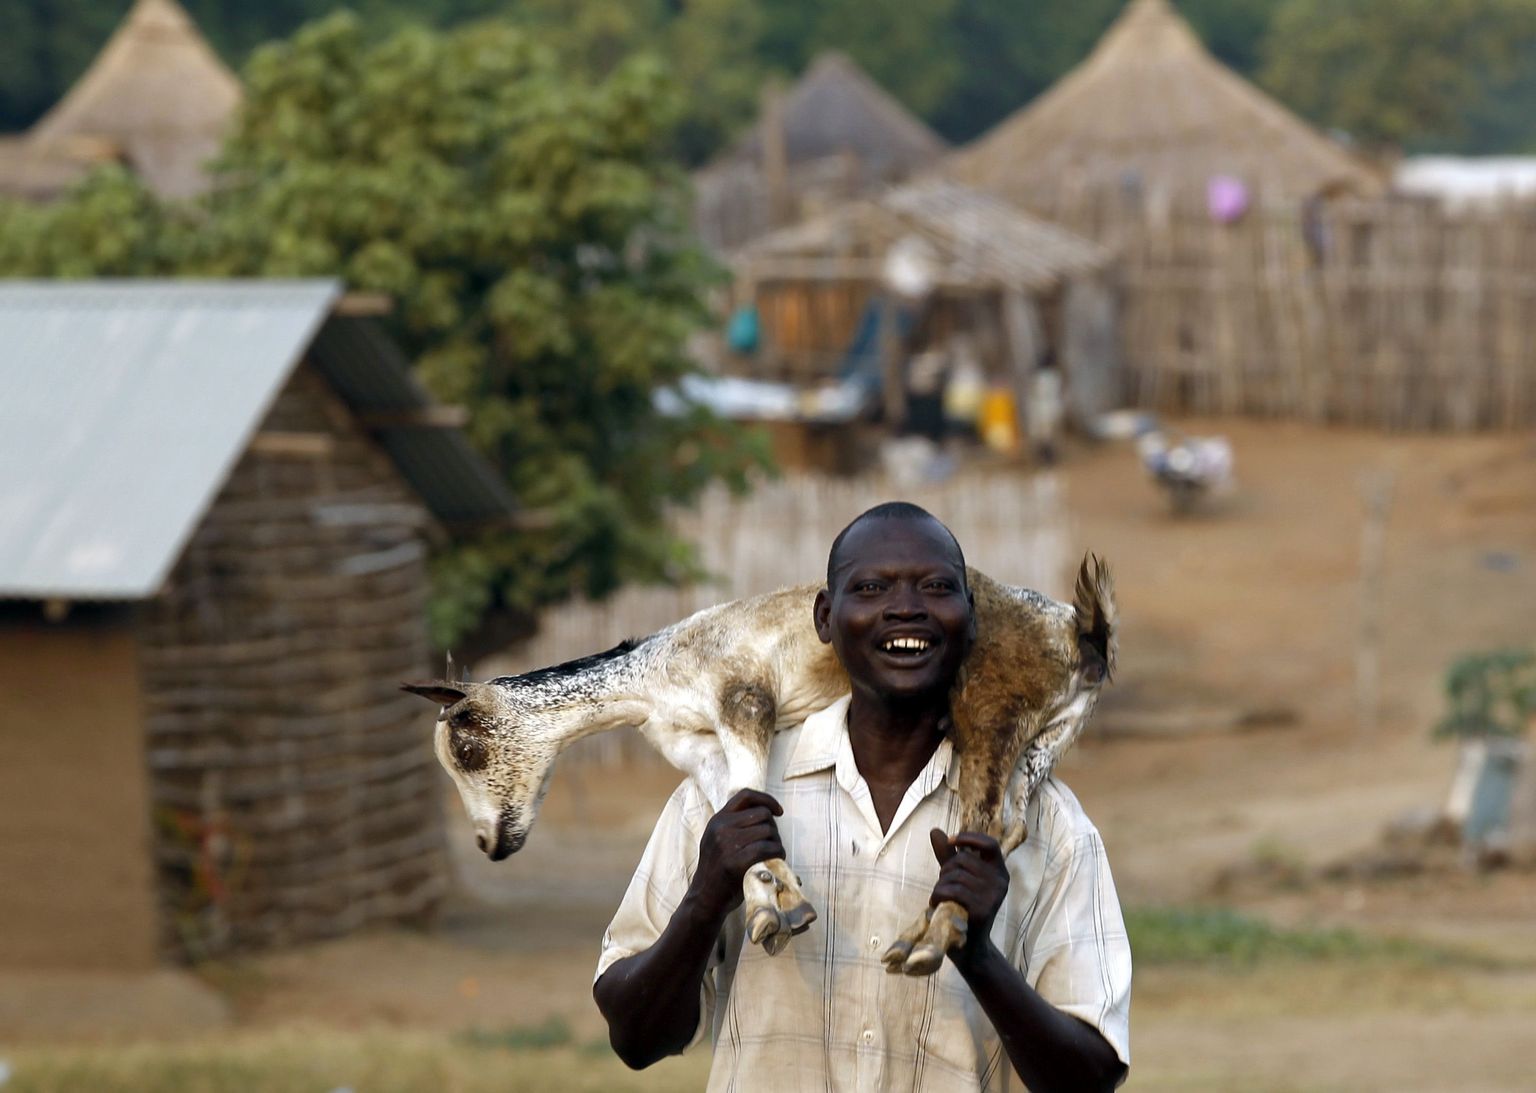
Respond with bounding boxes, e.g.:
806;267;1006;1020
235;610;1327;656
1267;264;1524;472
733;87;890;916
731;182;1120;431
945;0;1382;217
693;52;948;253
0;0;241;201
0;280;516;968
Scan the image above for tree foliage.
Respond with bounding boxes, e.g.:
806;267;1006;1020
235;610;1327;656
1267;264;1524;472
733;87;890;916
0;14;769;647
1262;0;1536;150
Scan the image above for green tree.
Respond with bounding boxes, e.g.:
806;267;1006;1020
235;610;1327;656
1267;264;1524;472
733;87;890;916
1262;0;1536;149
504;0;769;166
1;13;769;648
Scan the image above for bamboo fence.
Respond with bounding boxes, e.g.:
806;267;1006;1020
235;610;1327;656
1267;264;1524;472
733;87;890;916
484;471;1071;766
1028;196;1536;430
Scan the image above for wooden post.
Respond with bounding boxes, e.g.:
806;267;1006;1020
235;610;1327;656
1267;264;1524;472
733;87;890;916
1357;468;1395;736
762;82;791;230
880;294;905;428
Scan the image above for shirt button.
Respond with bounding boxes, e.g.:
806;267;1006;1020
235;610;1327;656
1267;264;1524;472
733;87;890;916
861;1030;876;1046
869;935;881;949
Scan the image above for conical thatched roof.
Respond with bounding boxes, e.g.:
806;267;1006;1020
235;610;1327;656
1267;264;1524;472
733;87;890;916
694;53;947;253
15;0;241;199
735;181;1107;294
947;0;1381;209
726;52;947;177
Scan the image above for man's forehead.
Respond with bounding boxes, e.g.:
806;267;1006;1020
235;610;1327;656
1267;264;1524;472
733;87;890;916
830;516;964;577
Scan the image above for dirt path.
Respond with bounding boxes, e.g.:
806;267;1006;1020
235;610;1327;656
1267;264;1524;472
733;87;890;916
7;421;1536;1090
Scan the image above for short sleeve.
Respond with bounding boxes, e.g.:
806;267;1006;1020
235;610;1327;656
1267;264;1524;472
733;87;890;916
594;778;724;1049
1018;792;1133;1073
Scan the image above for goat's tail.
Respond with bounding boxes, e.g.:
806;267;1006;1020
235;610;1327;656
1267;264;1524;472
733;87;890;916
1074;553;1117;682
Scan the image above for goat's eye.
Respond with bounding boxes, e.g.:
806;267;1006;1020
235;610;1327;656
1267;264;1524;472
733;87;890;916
453;735;488;772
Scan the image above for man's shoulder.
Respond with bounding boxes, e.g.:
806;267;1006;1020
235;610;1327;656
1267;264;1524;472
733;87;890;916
1030;776;1106;854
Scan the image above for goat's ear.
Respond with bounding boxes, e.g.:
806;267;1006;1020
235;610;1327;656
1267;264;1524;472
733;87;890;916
1073;553;1118;682
401;680;470;707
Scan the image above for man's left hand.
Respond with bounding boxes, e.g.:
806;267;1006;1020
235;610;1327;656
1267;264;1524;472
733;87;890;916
929;829;1009;969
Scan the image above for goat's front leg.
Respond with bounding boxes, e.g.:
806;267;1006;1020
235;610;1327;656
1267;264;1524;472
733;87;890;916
714;702;816;956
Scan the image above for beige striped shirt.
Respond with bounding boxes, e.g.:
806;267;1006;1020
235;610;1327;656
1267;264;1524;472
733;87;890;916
596;695;1132;1091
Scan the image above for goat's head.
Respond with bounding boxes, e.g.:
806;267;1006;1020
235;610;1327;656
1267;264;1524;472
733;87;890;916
401;676;564;861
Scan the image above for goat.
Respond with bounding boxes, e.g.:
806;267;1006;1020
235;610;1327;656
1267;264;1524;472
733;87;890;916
404;556;1115;976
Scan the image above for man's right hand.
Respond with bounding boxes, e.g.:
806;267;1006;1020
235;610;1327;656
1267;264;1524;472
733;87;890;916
690;789;785;919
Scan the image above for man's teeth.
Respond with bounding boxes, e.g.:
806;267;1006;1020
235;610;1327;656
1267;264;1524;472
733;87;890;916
882;637;931;652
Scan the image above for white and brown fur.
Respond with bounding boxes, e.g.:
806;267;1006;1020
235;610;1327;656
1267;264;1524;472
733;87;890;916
405;556;1116;976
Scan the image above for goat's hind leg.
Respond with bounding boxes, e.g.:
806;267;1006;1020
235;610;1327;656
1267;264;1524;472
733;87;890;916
889;743;1013;976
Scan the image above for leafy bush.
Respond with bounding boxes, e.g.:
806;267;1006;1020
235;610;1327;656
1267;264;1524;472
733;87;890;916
1434;649;1536;741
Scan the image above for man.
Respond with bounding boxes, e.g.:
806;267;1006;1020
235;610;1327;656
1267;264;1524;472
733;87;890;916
594;503;1131;1091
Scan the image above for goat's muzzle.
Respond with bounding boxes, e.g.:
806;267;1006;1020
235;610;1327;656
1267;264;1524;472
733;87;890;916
481;811;527;861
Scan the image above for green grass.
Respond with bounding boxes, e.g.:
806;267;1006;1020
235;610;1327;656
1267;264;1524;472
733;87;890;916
0;1027;712;1093
1125;906;1492;968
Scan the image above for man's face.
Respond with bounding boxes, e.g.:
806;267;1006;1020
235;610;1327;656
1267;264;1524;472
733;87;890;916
814;517;976;702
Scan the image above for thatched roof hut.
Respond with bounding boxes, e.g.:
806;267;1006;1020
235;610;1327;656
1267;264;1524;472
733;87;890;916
732;182;1122;428
738;181;1107;293
0;0;241;200
946;0;1382;212
694;53;948;253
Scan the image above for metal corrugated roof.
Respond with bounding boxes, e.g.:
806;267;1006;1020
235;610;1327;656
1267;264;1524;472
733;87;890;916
0;280;518;603
0;280;341;600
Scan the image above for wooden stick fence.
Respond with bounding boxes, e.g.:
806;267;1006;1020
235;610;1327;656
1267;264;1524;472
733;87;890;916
1028;195;1536;430
482;471;1070;766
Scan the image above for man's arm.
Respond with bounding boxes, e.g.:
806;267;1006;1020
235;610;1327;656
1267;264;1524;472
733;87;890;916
594;789;784;1070
929;830;1127;1093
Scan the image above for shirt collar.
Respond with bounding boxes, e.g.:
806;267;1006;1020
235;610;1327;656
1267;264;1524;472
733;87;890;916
784;693;962;792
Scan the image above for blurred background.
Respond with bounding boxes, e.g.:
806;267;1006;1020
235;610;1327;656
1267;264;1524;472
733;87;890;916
2;1;1536;1089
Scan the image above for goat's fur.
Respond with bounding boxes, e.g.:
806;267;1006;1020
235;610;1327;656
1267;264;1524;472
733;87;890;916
405;556;1116;975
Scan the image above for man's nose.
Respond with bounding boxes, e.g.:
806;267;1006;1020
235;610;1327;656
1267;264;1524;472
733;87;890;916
883;587;927;617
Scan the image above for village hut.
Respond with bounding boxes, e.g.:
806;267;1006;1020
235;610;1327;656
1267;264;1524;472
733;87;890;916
0;0;241;201
945;0;1382;218
694;52;948;253
0;280;517;969
729;181;1118;438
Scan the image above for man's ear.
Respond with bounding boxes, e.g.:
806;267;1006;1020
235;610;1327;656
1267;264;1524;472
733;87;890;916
812;588;833;645
966;590;977;647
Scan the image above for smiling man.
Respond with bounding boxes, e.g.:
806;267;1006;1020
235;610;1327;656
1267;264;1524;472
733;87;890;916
593;502;1131;1091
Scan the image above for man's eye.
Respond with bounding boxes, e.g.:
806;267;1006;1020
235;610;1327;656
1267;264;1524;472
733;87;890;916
855;581;882;593
926;581;955;592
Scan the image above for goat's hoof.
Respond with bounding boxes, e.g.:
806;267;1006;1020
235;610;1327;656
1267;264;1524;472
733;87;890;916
746;906;784;947
902;944;946;977
781;899;817;935
881;940;914;974
762;930;792;956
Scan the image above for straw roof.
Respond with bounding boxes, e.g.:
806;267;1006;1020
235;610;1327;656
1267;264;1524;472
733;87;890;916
735;181;1108;294
0;136;120;201
724;52;947;177
946;0;1382;209
1;0;241;200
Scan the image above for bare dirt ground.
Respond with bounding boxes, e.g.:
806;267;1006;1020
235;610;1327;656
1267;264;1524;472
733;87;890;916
6;420;1536;1090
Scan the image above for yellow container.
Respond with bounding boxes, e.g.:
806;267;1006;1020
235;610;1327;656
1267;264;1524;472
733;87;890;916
978;388;1020;454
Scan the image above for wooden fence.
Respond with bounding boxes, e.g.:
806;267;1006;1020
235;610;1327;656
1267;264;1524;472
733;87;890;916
482;471;1070;766
1028;196;1536;430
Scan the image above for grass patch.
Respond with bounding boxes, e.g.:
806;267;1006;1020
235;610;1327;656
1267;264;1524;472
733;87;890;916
1125;906;1493;969
458;1016;574;1051
0;1028;710;1093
